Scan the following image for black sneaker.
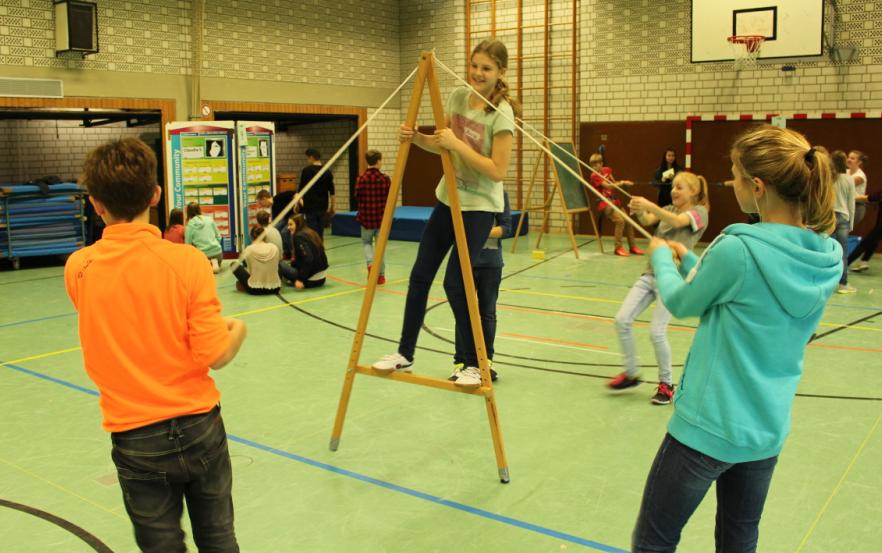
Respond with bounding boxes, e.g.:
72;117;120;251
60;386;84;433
651;383;675;405
608;372;640;392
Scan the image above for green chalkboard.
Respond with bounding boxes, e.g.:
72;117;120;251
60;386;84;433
549;142;590;211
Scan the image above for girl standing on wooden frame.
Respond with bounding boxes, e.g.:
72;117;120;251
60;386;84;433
372;39;521;388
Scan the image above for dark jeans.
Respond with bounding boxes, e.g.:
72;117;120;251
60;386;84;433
305;212;324;241
110;406;239;553
454;265;502;364
833;212;850;285
233;265;280;295
848;214;882;264
278;262;325;288
398;202;495;367
633;434;778;553
656;183;672;209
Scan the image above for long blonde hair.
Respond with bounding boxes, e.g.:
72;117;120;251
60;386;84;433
471;39;523;119
731;125;835;234
673;172;710;212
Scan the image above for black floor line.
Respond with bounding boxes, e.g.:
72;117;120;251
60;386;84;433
325;240;363;251
810;309;882;341
0;498;115;552
274;293;882;401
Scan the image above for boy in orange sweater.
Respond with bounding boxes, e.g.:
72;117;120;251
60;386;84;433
65;137;247;552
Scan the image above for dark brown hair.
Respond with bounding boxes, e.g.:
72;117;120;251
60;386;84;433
250;225;264;241
80;137;157;221
289;213;324;250
186;202;202;220
168;208;184;227
256;210;271;226
365;149;382;166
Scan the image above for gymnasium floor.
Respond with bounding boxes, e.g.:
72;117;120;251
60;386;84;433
1;233;880;553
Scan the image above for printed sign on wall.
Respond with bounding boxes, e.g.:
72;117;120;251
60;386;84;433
166;122;237;252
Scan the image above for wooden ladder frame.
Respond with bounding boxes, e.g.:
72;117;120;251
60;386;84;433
329;52;510;483
510;139;603;258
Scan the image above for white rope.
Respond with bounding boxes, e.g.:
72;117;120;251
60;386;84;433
233;64;421;267
432;56;652;241
514;120;632;199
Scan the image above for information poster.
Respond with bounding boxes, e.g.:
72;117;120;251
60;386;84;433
166;122;237;252
237;121;275;246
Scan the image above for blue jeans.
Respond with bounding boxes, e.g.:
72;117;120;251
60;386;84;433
615;274;672;384
398;202;495;367
360;226;384;275
454;265;502;364
633;434;778;553
110;406;239;553
833;212;850;285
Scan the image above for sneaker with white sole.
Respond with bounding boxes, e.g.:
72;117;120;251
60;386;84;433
851;261;869;272
448;362;464;382
837;284;857;294
372;353;413;373
454;366;482;387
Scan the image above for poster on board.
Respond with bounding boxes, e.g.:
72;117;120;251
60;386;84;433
236;121;276;246
165;122;237;252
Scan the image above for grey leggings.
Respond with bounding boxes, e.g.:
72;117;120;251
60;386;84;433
614;273;673;384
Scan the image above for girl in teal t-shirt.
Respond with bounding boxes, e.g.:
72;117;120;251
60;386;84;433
372;39;520;388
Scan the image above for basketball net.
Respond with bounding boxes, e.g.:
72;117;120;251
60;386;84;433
728;35;765;69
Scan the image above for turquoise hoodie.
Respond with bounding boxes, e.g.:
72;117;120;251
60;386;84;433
651;223;842;463
184;215;222;258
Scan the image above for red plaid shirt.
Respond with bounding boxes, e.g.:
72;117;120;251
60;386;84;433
355;167;391;229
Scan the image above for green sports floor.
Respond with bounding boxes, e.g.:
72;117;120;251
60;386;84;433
1;234;880;552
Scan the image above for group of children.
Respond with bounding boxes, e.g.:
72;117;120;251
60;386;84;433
63;37;861;553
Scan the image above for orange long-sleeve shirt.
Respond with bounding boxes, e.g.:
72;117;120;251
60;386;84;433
65;223;230;432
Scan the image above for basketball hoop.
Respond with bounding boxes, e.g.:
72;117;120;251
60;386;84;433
727;35;765;69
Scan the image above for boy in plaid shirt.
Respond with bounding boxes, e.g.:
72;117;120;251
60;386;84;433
356;150;392;284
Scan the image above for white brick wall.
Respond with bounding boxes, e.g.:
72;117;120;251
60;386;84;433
0;120;155;184
275;119;354;211
5;1;881;234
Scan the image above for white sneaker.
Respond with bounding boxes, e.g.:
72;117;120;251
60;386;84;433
837;284;857;294
851;261;869;272
372;353;413;373
211;258;221;273
454;366;482;387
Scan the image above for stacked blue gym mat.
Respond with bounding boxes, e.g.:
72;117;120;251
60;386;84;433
0;182;86;268
331;205;528;242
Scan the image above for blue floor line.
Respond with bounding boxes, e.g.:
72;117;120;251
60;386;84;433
0;312;77;329
2;363;98;396
0;360;628;553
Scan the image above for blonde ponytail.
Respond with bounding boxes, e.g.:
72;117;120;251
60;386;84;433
732;125;835;235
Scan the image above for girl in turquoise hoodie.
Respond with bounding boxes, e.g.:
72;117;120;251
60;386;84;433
185;203;223;273
632;126;842;552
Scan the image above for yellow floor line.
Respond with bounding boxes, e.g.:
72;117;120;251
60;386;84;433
1;346;82;366
0;455;125;520
794;410;882;553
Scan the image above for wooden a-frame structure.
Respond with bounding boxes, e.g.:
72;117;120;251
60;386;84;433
510;140;603;258
330;52;510;483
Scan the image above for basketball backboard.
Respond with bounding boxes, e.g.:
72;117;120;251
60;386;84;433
691;0;824;63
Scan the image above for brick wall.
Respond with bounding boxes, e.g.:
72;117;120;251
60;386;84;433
0;120;156;184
